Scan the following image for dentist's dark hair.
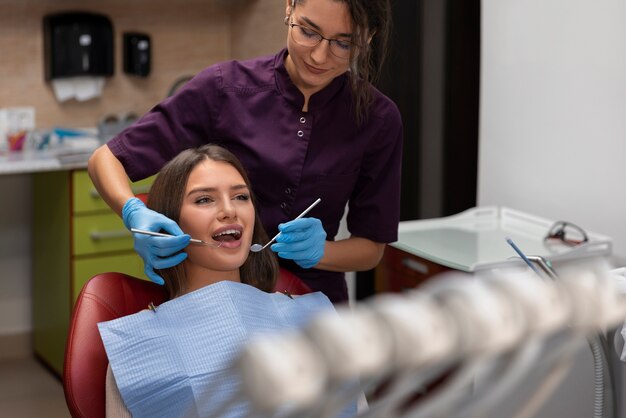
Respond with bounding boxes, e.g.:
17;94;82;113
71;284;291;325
147;144;278;298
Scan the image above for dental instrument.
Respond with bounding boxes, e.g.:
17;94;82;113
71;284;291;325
250;197;322;252
505;237;542;277
130;228;221;247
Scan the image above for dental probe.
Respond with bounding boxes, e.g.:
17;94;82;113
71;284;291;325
505;237;542;277
130;228;220;247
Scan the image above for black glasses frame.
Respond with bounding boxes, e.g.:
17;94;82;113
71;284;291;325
544;221;589;247
287;22;354;59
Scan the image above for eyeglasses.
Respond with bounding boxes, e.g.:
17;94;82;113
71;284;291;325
544;221;589;246
287;21;353;60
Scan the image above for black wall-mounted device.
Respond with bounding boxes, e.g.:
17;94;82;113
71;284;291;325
43;12;114;80
123;32;151;77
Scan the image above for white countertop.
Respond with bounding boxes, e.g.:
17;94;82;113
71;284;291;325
0;149;91;175
0;128;101;175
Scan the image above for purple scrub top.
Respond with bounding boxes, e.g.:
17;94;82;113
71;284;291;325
108;49;403;304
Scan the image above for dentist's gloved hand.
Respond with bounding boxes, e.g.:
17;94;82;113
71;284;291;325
271;217;326;269
122;197;190;285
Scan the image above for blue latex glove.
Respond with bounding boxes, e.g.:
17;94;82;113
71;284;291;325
271;217;326;269
122;197;190;285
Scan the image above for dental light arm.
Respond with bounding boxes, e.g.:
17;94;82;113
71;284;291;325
227;260;626;418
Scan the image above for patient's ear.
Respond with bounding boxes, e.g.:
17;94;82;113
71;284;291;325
367;31;376;45
285;0;292;17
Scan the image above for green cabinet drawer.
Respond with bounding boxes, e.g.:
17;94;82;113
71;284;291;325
73;253;148;302
72;169;154;214
73;212;133;255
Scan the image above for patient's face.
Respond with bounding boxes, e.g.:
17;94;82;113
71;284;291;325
179;159;254;285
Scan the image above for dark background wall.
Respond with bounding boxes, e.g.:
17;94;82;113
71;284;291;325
357;0;480;299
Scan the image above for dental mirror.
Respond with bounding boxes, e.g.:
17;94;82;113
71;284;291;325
250;198;321;253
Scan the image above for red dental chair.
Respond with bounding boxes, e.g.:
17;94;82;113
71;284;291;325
63;268;312;418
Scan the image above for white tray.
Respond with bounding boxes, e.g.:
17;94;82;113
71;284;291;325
391;206;612;272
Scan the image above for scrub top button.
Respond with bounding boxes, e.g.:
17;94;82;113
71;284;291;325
285;188;292;195
297;130;304;137
300;117;306;123
280;202;287;209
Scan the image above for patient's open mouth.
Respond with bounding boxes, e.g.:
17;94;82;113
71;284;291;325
212;229;242;242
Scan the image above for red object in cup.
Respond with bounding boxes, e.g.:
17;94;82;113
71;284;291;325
8;130;27;151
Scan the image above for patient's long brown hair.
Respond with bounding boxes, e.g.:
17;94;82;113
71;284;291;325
147;144;278;298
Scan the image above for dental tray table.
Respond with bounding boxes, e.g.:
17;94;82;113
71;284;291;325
392;206;612;273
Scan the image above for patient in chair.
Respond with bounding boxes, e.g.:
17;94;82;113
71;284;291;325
99;144;343;417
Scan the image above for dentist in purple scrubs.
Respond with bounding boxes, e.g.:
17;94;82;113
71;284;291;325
88;0;402;304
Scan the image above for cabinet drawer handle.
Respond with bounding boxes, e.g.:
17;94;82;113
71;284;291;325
89;185;150;199
401;258;428;274
90;230;131;241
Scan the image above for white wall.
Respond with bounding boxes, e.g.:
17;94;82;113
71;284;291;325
479;1;626;417
479;0;626;261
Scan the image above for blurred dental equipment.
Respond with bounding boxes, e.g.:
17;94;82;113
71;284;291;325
223;258;626;418
250;198;321;252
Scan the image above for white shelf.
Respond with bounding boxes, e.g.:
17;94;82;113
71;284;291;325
392;206;612;272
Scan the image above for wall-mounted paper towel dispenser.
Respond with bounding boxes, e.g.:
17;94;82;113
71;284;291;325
43;12;114;80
